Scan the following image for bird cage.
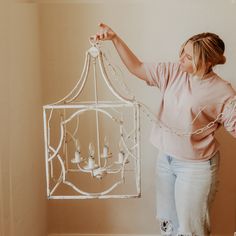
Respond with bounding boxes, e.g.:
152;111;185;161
43;40;141;199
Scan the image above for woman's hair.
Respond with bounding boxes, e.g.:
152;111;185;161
179;32;226;75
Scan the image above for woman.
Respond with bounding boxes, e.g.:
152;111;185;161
92;23;236;235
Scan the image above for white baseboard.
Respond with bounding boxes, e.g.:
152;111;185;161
47;233;226;236
48;234;159;236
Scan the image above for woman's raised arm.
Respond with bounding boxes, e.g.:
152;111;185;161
92;23;147;81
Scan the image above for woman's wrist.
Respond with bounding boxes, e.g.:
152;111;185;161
112;34;119;44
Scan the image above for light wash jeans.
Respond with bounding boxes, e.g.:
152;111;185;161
155;151;220;236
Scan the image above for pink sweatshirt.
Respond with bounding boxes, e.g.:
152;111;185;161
144;62;236;161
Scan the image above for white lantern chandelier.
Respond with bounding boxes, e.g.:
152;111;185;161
43;39;141;199
43;38;236;200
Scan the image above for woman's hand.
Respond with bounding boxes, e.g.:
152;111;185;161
91;23;117;42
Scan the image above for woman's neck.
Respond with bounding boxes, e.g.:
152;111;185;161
192;67;213;79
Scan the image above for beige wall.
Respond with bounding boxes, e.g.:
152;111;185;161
40;1;236;235
0;1;11;235
0;0;234;236
39;1;236;235
0;1;47;236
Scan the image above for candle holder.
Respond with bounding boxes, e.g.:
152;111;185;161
83;143;99;170
71;139;84;164
84;157;99;170
71;150;83;164
100;136;112;159
115;140;129;164
115;151;129;165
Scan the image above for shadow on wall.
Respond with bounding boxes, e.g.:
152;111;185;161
212;127;236;235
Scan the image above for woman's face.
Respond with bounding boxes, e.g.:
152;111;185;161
179;41;194;74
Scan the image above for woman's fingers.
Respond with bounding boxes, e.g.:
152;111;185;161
99;22;107;28
90;22;115;42
99;23;112;40
98;34;103;40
